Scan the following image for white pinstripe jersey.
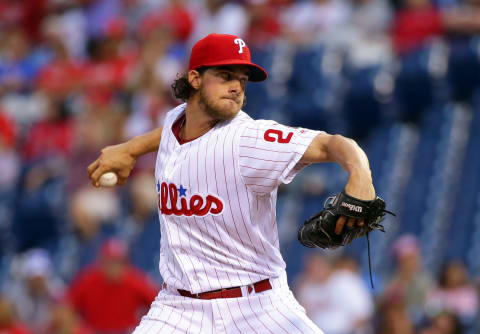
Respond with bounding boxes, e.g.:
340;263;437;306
155;103;321;294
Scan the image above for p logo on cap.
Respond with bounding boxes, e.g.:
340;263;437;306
234;38;246;54
188;34;268;82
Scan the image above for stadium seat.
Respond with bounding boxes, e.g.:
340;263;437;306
447;37;480;102
286;45;344;132
394;41;449;122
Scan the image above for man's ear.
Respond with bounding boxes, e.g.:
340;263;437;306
188;70;202;90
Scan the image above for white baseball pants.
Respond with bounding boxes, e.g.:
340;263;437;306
132;274;324;334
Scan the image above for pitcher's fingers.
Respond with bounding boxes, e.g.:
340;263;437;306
335;216;347;235
90;165;110;187
347;218;355;229
87;159;99;177
358;219;364;227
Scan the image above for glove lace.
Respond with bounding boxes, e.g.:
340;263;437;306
366;210;396;289
366;232;374;289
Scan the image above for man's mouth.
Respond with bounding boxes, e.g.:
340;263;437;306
224;97;239;103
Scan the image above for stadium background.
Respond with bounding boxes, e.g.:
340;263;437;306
0;0;479;333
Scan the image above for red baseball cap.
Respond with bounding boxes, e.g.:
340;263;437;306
189;34;268;82
99;239;128;260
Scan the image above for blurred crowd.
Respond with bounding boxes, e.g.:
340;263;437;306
294;235;479;334
0;0;480;333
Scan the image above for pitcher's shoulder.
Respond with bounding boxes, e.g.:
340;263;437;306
163;103;187;127
226;110;255;129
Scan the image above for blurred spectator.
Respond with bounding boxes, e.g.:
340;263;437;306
376;290;415;334
335;0;393;68
426;260;478;328
295;253;374;334
21;96;74;161
0;0;48;42
43;0;88;60
0;1;27;31
442;0;480;101
36;24;84;98
140;0;193;43
282;0;351;46
333;0;394;139
44;304;93;334
0;111;19;254
12;159;67;252
82;0;123;39
295;252;333;319
325;255;374;334
383;234;435;325
1;249;64;331
349;0;392;35
125;17;182;138
245;0;284;49
82;24;137;108
418;311;464;334
136;10;185;85
390;0;444;55
57;186;120;281
442;0;480;35
0;111;18;190
117;0;161;35
0;28;47;94
120;172;160;281
67;239;158;333
189;0;249;45
0;295;31;334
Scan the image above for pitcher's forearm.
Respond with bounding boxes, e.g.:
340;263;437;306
303;134;370;174
302;133;374;200
325;134;371;177
128;127;163;158
326;135;375;200
87;127;163;187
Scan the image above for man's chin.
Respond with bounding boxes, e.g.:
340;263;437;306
199;94;241;121
216;108;239;121
208;102;240;121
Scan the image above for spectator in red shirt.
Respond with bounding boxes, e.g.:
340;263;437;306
245;0;283;49
0;111;19;192
22;96;74;162
0;111;17;149
140;0;194;43
0;0;47;42
67;238;158;334
36;28;84;98
391;0;444;55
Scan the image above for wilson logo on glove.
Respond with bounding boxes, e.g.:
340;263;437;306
341;202;363;213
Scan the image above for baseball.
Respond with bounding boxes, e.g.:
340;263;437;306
99;172;118;187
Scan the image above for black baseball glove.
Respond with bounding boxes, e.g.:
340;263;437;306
298;191;394;249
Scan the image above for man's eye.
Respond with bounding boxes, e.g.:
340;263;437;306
221;72;230;80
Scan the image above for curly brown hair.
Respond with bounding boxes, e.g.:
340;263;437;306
171;67;207;101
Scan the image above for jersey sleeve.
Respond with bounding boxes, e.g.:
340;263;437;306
239;120;322;193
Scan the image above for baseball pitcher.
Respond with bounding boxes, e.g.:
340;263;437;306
88;33;386;333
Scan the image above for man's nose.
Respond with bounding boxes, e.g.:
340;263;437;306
229;79;242;94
